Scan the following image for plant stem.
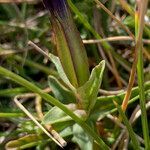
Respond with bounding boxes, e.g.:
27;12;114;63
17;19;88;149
94;0;134;39
0;87;27;96
97;81;150;102
118;0;134;16
0;113;25;118
93;8;123;88
137;49;150;149
136;1;150;149
114;101;140;150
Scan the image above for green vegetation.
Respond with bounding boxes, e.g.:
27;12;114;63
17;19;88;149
0;0;149;149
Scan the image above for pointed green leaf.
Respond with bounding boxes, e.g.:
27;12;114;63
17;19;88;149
48;75;76;104
42;105;75;131
77;60;105;113
49;53;76;92
42;106;71;125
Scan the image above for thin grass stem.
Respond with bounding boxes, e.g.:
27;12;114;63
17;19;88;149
94;0;134;39
136;1;150;149
114;101;140;150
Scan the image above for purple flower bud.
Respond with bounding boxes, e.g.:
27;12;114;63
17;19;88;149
42;0;90;87
43;0;68;19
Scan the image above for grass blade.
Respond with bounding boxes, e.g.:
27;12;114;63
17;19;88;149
135;1;150;149
114;101;140;150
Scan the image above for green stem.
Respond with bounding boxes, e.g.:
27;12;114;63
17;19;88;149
93;88;150;120
110;90;150;115
115;101;140;150
0;66;109;150
137;52;150;149
135;1;150;149
0;87;27;97
97;81;150;102
0;113;25;118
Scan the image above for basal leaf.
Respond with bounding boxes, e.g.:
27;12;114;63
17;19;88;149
77;60;105;113
42;104;77;125
49;53;76;92
42;106;71;125
48;75;76;104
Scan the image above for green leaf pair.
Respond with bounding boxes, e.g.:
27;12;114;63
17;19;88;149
47;53;105;116
42;53;105;150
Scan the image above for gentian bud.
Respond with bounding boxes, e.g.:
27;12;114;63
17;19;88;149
43;0;90;88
